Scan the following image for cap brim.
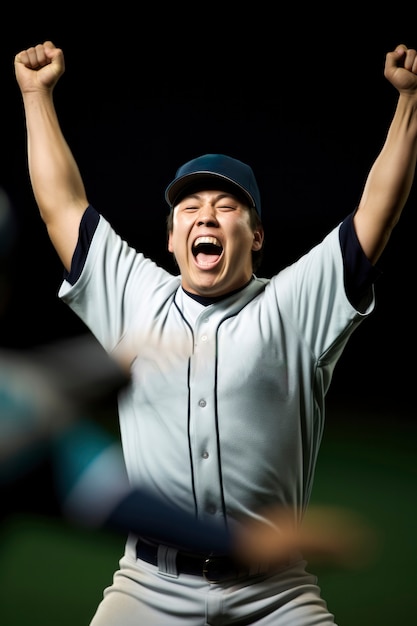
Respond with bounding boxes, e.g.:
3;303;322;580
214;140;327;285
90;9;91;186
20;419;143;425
165;172;255;209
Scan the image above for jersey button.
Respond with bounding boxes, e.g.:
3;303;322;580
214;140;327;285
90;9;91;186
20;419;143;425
198;399;206;407
202;451;209;459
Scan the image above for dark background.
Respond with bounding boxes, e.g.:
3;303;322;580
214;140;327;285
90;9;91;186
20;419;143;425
0;9;415;624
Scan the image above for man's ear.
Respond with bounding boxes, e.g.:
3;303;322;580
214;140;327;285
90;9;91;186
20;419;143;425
252;228;264;251
168;231;174;253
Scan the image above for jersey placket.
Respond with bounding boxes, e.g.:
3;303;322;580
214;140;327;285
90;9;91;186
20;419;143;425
189;310;224;524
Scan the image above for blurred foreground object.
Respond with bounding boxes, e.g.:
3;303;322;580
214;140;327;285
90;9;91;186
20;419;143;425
0;334;129;486
0;337;380;569
234;504;381;570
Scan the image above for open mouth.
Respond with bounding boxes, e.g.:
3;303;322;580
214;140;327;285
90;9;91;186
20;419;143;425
192;236;223;266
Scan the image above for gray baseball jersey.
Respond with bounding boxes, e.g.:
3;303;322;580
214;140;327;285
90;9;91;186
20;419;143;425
58;207;374;540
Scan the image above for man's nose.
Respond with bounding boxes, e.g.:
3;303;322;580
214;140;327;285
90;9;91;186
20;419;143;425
196;206;218;226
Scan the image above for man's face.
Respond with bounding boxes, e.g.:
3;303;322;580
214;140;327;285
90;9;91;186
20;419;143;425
168;189;264;297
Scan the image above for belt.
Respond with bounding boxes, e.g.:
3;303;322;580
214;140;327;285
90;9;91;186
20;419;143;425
136;538;258;583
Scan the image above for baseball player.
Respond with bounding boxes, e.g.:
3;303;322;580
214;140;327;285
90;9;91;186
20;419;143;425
14;40;417;625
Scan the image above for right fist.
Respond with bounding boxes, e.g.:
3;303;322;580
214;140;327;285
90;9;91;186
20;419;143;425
14;41;65;92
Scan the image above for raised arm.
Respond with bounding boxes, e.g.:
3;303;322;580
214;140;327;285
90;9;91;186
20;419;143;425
354;44;417;264
14;41;88;272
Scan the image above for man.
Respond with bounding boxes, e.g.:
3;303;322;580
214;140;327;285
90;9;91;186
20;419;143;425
14;40;417;625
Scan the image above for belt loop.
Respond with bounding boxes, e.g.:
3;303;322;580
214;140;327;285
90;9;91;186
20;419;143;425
157;544;179;578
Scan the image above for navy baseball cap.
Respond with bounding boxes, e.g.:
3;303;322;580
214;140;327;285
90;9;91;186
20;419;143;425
165;154;262;215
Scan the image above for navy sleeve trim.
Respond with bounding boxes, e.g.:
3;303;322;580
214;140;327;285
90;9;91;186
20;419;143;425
63;205;100;285
339;212;382;308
